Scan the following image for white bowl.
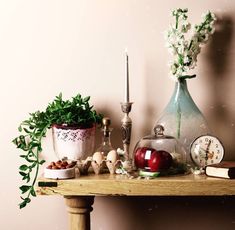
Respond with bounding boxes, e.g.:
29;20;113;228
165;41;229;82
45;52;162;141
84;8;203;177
44;167;75;179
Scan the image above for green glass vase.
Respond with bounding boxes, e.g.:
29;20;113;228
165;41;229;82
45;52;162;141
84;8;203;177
156;78;210;166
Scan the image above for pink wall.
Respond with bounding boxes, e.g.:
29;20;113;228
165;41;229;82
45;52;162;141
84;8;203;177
1;0;235;229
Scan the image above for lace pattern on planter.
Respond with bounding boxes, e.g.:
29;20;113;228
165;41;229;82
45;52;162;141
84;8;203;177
54;128;95;142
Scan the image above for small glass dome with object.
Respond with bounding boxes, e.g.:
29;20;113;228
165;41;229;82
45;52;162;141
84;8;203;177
133;125;187;176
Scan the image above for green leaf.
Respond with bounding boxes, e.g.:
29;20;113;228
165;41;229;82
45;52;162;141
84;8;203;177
38;145;42;152
39;160;46;165
19;200;27;209
25;198;31;203
19;171;27;177
12;138;18;145
25;157;35;163
58;92;62;100
83;96;90;103
19;185;31;194
30;162;37;168
19;165;28;171
23;128;30;134
32;141;41;148
178;55;183;65
30;188;36;197
23;175;30;183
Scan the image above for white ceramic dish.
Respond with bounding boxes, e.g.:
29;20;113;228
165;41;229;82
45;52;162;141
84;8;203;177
44;167;75;179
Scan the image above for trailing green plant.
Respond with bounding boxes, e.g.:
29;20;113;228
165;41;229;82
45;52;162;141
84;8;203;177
12;93;102;208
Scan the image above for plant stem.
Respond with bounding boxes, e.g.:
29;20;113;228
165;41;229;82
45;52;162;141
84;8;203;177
175;15;179;29
32;150;40;187
188;16;211;52
176;101;181;139
197;17;210;33
188;40;193;51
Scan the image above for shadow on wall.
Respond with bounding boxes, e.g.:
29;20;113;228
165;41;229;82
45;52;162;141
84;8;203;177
206;15;235;159
140;58;162;138
93;196;235;230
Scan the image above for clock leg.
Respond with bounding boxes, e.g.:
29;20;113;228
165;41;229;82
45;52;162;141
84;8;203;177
64;196;94;230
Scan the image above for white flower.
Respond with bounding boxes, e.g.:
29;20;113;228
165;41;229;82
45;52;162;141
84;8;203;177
169;74;178;82
165;8;216;79
183;56;190;63
168;47;177;55
210;27;215;34
170;63;177;74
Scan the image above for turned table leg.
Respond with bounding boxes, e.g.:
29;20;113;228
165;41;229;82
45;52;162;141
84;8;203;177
64;196;94;230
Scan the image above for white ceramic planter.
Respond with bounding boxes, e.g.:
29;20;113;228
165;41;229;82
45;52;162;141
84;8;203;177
52;124;95;160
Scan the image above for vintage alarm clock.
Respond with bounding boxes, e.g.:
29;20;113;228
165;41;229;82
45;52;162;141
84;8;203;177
190;134;224;168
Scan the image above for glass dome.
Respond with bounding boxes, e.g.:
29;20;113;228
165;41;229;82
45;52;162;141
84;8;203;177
134;125;187;176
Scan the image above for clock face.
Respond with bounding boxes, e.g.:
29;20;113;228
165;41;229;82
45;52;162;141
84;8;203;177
190;135;224;168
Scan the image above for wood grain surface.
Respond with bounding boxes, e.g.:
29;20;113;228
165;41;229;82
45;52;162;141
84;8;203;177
37;172;235;196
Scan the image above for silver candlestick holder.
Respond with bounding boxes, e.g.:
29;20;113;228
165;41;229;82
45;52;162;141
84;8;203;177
121;102;133;162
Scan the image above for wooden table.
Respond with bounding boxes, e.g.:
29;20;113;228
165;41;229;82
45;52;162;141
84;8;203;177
36;173;235;230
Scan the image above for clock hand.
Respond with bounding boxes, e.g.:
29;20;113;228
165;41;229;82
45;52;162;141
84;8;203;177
205;140;212;166
194;143;214;159
205;140;211;152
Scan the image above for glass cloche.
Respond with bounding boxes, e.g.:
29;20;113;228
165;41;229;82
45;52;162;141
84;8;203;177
134;125;187;177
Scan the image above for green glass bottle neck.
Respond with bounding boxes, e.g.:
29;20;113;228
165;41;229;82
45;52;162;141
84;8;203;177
171;78;203;115
174;78;191;100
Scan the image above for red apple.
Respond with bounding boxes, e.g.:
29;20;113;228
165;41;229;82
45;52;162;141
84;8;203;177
134;147;156;169
148;150;173;172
